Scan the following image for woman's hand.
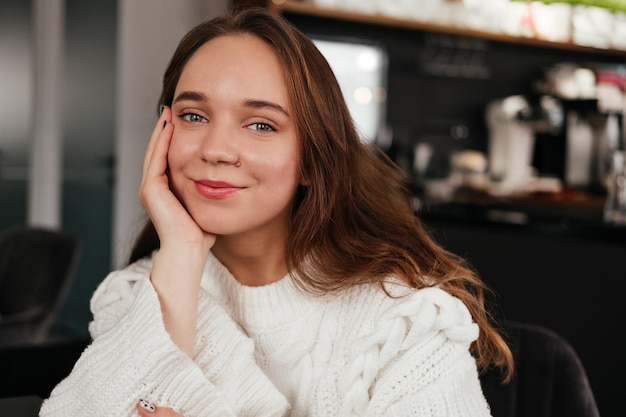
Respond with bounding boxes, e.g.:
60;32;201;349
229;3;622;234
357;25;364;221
139;106;215;254
137;400;183;417
139;106;214;355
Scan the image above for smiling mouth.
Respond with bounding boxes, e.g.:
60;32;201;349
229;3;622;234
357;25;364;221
194;180;242;200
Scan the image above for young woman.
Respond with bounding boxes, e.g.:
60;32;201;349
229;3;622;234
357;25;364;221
40;7;512;417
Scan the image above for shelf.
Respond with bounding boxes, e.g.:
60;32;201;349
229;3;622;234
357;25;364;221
272;0;626;57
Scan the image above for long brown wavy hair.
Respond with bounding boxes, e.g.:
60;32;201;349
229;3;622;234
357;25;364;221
128;7;513;380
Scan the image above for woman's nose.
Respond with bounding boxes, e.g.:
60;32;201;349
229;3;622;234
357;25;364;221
197;122;239;166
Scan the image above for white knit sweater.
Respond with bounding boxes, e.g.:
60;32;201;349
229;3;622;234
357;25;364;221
40;251;493;417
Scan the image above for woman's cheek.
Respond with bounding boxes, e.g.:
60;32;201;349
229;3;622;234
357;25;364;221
166;139;186;190
167;132;186;169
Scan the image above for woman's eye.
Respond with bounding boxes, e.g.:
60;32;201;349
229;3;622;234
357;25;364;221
249;122;275;132
181;112;206;123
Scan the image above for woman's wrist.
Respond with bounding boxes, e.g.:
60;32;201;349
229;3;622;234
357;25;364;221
150;247;206;355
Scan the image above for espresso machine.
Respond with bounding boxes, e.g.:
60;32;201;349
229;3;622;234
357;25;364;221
485;94;563;193
486;91;622;194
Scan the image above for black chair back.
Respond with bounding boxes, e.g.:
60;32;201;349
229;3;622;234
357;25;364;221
481;321;600;417
0;225;80;346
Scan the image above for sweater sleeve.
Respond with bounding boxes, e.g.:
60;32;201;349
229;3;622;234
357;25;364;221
192;289;290;417
39;277;234;417
40;260;289;417
340;287;492;417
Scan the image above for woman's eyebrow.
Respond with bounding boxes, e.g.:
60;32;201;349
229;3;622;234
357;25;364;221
173;90;207;104
243;99;290;118
173;92;290;118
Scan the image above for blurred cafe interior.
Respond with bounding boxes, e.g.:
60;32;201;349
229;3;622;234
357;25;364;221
0;0;624;416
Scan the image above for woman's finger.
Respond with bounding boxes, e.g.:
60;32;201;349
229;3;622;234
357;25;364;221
137;399;156;415
143;106;173;180
137;400;184;417
144;105;170;162
140;106;174;212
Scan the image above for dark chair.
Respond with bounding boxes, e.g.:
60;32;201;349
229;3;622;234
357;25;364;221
0;225;81;346
480;321;600;417
0;336;90;399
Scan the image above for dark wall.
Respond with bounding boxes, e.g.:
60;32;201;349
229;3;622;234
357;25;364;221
55;0;117;335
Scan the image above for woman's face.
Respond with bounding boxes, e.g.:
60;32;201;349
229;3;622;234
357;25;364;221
167;34;301;240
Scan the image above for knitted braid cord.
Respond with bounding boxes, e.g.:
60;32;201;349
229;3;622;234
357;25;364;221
339;287;479;416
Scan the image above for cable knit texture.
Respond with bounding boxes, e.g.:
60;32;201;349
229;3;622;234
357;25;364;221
39;252;492;417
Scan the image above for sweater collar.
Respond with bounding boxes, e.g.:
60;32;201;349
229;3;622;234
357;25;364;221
200;251;323;332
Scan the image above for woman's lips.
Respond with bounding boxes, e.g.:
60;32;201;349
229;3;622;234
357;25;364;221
194;180;242;200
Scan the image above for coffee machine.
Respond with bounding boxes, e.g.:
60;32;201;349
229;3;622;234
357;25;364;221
530;63;625;193
485;94;563;194
534;99;623;192
486;91;623;195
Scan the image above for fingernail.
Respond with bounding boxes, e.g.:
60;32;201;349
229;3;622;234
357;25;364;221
139;399;156;413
